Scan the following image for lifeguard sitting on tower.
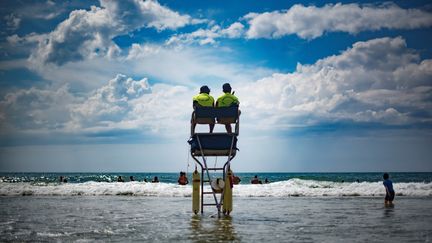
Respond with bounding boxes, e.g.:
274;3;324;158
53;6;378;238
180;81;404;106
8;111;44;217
191;85;215;133
216;83;239;134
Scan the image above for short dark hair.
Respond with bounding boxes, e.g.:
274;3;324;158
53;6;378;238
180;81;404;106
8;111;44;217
383;173;389;180
222;83;231;93
200;85;210;94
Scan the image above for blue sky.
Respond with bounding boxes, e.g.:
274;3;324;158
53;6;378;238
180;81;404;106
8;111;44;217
0;0;431;172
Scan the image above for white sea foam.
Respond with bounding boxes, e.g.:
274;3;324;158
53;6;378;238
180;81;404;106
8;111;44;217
36;232;71;237
0;182;190;197
234;179;432;197
0;179;431;197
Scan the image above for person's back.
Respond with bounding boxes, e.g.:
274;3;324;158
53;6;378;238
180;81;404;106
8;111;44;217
216;83;239;108
383;178;394;192
251;175;260;184
193;91;214;108
178;175;188;185
178;172;189;185
216;83;239;133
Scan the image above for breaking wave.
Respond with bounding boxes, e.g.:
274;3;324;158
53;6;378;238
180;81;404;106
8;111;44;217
0;179;431;197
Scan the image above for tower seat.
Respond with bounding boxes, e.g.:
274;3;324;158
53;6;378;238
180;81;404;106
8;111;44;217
191;106;240;135
188;133;238;157
192;106;239;124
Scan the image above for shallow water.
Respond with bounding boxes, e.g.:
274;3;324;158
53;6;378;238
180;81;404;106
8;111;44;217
1;196;431;242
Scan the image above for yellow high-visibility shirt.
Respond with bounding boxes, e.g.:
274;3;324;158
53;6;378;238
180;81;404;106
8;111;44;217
216;92;239;107
193;93;214;107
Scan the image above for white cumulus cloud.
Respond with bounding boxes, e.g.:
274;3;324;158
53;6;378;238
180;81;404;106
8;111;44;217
28;0;201;66
0;86;76;132
67;74;193;135
166;22;245;46
70;74;152;127
244;3;432;39
0;73;193;138
238;37;432;129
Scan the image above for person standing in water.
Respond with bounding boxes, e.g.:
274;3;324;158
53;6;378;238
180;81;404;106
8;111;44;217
251;175;261;184
383;173;395;206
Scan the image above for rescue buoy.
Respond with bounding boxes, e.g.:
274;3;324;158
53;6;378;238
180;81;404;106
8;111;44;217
223;170;233;215
192;169;200;214
211;178;225;193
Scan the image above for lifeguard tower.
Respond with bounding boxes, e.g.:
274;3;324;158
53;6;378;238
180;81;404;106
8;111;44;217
188;105;240;216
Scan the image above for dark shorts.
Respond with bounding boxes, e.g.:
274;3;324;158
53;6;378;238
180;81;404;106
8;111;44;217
385;191;395;201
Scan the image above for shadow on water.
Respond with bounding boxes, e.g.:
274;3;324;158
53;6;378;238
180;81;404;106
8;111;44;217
189;215;239;242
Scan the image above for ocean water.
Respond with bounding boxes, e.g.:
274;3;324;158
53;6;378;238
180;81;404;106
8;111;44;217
1;172;432;242
1;172;432;184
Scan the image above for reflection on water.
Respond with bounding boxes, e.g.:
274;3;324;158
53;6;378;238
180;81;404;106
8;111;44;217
383;203;395;218
189;215;239;242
